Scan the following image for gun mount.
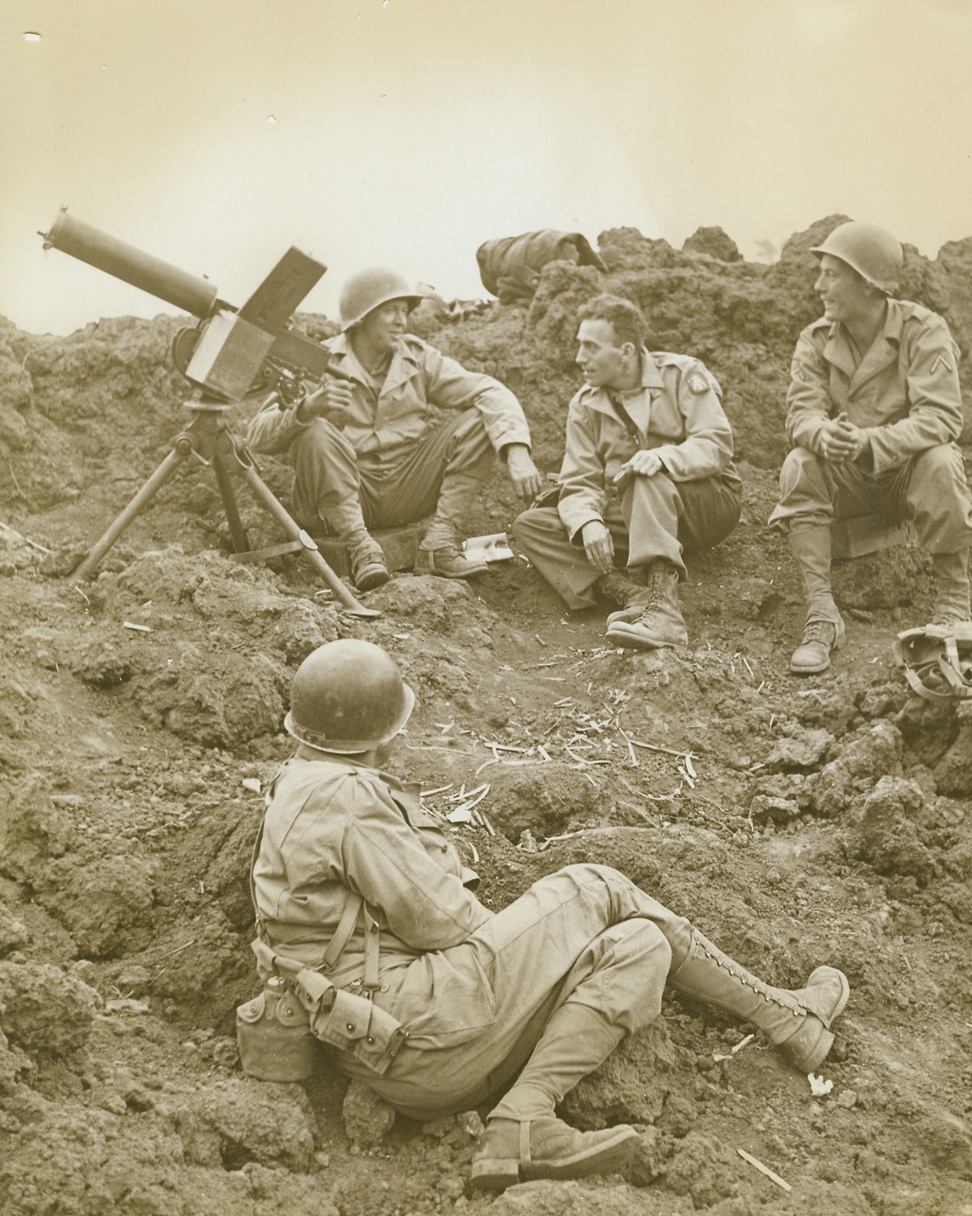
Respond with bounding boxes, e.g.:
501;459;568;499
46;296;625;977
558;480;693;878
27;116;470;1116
39;206;378;617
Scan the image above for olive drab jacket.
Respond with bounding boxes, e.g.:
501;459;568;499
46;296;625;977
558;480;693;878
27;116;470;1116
251;755;502;1049
556;348;739;541
247;332;532;461
785;299;964;476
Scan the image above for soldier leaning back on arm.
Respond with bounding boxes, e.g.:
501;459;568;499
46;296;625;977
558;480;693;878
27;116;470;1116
248;639;850;1193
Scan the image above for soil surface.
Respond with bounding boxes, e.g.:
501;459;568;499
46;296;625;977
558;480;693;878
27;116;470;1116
1;219;972;1216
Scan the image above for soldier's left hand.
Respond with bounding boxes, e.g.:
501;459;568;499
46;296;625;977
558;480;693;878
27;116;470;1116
505;445;544;500
615;449;664;481
821;413;868;462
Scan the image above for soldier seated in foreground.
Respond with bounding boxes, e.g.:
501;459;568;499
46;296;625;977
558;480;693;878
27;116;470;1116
769;220;972;675
250;640;850;1193
247;268;542;589
512;295;741;650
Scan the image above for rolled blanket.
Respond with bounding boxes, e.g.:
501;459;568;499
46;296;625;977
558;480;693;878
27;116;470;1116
476;230;608;301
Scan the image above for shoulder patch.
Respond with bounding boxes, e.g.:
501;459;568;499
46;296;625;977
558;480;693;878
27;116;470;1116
687;373;709;394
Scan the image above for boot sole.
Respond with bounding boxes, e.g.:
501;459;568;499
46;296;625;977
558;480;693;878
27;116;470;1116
429;567;488;579
605;622;687;650
468;1126;639;1192
354;567;391;591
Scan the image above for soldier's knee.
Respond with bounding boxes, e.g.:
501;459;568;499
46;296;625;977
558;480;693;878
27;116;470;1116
910;444;964;481
778;446;822;493
294;417;350;459
512;506;560;544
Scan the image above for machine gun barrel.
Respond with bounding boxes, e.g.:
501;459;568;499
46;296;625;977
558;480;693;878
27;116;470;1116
40;206;220;319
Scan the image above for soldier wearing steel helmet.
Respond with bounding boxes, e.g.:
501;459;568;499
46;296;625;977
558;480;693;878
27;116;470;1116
247;268;542;589
250;639;850;1193
769;220;972;674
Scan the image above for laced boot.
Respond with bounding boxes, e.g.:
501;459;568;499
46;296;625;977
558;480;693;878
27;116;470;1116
595;570;651;615
790;615;846;675
604;560;687;649
427;545;488;579
345;533;390;591
669;930;850;1074
930;550;971;626
788;522;843;673
469;1003;638;1192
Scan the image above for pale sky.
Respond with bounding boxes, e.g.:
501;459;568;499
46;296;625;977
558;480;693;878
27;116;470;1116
3;0;972;335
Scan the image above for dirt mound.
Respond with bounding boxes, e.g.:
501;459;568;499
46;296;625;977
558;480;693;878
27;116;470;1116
1;219;972;1215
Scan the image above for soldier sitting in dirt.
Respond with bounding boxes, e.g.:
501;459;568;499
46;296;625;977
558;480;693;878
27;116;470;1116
249;639;850;1193
512;294;741;650
247;268;542;590
769;220;972;675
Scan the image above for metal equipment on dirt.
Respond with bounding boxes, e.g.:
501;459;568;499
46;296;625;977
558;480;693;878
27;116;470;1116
893;621;972;701
39;206;378;617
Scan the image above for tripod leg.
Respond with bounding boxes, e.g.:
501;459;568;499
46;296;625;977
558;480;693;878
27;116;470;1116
212;451;250;553
233;457;380;618
74;447;187;580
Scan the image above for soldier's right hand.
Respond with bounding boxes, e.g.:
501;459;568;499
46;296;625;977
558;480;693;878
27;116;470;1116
581;520;615;574
297;378;354;425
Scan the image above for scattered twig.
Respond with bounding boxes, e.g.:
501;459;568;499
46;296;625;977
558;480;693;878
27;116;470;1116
151;939;196;964
617;798;655;825
628;737;697;760
617;724;639;766
0;519;51;553
736;1149;792;1193
6;463;27;501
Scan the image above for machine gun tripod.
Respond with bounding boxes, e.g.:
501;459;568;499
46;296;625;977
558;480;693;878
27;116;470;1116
73;395;379;617
40;205;378;617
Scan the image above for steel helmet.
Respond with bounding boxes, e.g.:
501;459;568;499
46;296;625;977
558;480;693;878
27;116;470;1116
284;640;416;753
339;268;423;331
811;221;903;294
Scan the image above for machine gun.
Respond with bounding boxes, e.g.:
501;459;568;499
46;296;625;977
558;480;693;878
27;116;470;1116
39;207;377;616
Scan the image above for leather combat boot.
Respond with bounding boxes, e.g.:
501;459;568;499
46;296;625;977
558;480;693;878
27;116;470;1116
470;1003;639;1192
427;545;488;579
346;533;390;591
930;549;972;625
790;616;846;675
788;522;844;674
469;1117;640;1192
595;570;652;610
669;930;850;1074
604;560;687;649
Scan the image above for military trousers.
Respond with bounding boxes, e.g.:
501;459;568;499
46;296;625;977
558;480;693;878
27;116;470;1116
289;407;495;547
768;443;972;553
335;863;692;1120
511;471;741;610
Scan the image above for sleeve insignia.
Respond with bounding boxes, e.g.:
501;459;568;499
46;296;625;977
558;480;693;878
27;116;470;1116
687;374;709;394
930;352;954;375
